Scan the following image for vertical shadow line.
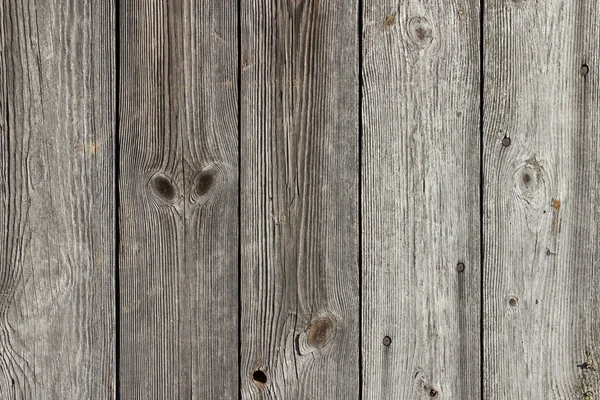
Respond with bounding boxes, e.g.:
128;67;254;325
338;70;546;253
114;0;121;398
479;0;485;398
357;0;364;398
237;0;242;398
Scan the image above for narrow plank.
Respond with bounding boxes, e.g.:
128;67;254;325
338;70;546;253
0;0;115;397
240;1;360;398
484;1;600;397
362;1;481;398
119;0;238;398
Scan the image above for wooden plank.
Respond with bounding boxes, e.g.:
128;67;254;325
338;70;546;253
362;1;481;398
0;0;115;397
484;1;600;397
239;1;360;398
119;0;238;398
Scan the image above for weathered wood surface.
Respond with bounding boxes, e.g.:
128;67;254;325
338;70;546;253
362;1;481;399
119;0;238;398
4;0;600;398
239;1;360;398
1;0;115;398
483;0;600;398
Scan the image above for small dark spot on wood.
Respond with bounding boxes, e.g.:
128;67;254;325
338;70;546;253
195;171;215;196
11;378;14;386
383;336;392;346
581;64;589;76
457;262;465;273
509;297;518;307
252;369;268;388
308;318;335;349
535;299;539;304
430;388;438;397
150;175;177;201
522;173;531;184
502;137;511;147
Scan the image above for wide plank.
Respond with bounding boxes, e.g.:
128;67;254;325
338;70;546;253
362;1;481;398
119;0;238;398
240;1;360;398
483;0;600;398
0;0;116;397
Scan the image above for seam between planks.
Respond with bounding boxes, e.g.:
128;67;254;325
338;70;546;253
237;0;242;398
115;0;121;398
358;0;364;399
478;0;485;398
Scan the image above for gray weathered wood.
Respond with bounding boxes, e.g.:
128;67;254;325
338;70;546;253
484;1;600;397
0;0;116;397
240;1;360;398
119;0;238;398
362;1;481;398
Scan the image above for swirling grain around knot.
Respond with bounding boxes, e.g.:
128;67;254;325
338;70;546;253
407;16;434;49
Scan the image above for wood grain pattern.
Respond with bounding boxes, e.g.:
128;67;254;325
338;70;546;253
239;1;360;398
119;0;238;398
362;1;481;398
484;0;600;398
0;0;116;398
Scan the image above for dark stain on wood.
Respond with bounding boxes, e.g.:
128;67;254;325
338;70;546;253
150;174;177;201
307;318;335;349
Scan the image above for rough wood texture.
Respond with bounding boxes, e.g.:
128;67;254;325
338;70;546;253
0;0;115;398
119;0;238;398
362;1;481;398
484;1;600;398
240;1;360;398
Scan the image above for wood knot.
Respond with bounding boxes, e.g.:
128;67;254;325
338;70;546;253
307;318;335;349
190;164;223;205
194;170;215;197
149;174;179;205
251;369;267;391
514;157;547;209
408;16;433;49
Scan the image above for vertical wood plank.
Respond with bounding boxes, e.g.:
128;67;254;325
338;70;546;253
240;1;360;398
484;1;600;397
362;1;481;398
0;0;115;397
119;0;238;398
